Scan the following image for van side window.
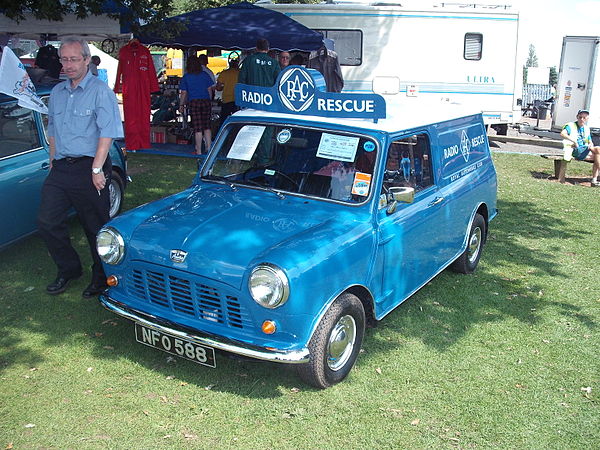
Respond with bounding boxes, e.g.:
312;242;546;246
464;33;483;60
0;101;42;159
315;29;362;66
382;134;433;193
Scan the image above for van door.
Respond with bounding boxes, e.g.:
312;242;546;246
374;132;454;316
0;101;49;247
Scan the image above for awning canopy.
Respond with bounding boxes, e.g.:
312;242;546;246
136;2;323;52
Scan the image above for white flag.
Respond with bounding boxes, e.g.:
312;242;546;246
0;47;49;114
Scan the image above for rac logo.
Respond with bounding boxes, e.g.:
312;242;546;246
278;67;315;112
460;130;471;163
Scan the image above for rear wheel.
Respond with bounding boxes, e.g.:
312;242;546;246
297;293;365;389
108;172;124;218
450;213;486;274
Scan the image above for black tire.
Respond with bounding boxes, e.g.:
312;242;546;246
108;171;124;219
450;213;486;274
297;293;365;389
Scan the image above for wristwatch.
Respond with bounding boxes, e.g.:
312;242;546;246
92;167;103;175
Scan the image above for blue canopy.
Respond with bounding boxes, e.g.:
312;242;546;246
136;2;323;52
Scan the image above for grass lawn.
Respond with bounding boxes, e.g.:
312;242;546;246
1;152;598;448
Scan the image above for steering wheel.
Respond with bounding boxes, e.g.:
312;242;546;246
272;170;299;190
228;50;241;64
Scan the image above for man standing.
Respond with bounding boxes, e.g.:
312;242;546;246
38;37;124;297
216;57;240;128
560;109;600;186
278;51;290;70
238;38;280;87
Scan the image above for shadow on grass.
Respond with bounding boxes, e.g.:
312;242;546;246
0;168;596;397
368;196;596;356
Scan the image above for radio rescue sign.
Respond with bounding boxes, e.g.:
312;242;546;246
235;66;386;121
438;123;488;182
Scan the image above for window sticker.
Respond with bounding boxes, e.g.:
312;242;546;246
351;172;372;196
363;141;375;152
226;125;266;161
316;133;360;162
277;129;291;144
264;169;275;176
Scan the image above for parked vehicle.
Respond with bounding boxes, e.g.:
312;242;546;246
553;36;600;132
98;67;497;388
0;85;128;250
260;0;521;134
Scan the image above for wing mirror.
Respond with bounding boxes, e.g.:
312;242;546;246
386;186;415;214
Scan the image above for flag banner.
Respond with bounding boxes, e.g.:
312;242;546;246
0;47;49;114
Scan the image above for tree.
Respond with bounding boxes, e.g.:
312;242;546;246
549;66;558;86
2;0;175;35
526;44;538;68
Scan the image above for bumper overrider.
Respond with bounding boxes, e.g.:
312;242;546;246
99;294;310;364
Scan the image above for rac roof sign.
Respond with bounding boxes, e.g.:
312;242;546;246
235;66;386;121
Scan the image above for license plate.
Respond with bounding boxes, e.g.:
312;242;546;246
135;323;216;368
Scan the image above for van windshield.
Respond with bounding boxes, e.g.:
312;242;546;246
202;123;378;204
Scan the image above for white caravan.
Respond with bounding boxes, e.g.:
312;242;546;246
553;36;600;132
260;1;521;133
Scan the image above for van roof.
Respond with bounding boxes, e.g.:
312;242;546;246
232;100;482;133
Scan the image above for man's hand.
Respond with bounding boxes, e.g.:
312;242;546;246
92;172;106;191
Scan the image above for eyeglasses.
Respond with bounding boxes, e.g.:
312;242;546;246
280;56;290;60
59;57;85;63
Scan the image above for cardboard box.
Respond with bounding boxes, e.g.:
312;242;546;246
166;130;178;144
150;126;167;144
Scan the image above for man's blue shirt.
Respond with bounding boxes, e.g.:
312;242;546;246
48;70;124;159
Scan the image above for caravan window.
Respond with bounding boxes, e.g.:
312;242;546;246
315;29;362;66
464;33;483;60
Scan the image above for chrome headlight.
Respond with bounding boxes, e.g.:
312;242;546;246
249;264;289;309
97;227;125;265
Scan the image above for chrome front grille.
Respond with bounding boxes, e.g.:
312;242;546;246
128;265;251;329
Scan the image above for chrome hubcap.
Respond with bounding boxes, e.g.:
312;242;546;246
108;180;121;218
327;315;356;371
467;227;482;264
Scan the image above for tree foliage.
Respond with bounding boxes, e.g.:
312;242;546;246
2;0;175;34
526;44;538;68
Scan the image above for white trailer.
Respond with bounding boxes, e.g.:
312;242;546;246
260;1;521;132
553;36;600;132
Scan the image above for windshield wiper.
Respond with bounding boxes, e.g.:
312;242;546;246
202;174;238;191
235;179;285;199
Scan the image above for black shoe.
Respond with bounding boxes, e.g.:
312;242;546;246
46;273;81;295
82;281;108;299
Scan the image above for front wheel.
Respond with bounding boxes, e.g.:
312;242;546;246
450;213;486;274
108;172;124;219
297;293;365;389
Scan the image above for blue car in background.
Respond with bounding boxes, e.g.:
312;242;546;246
0;85;128;250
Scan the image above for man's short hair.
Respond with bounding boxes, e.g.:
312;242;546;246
256;38;270;51
59;37;91;59
198;54;209;65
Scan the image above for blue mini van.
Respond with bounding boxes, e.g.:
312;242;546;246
98;68;497;388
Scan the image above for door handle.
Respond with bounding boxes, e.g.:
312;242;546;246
428;196;444;207
41;162;50;170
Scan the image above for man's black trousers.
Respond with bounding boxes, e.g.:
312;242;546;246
37;156;112;282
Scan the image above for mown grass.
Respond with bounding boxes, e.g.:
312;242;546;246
1;153;598;449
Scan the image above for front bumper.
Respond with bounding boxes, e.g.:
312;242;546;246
99;294;310;364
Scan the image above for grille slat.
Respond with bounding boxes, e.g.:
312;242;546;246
128;264;251;330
